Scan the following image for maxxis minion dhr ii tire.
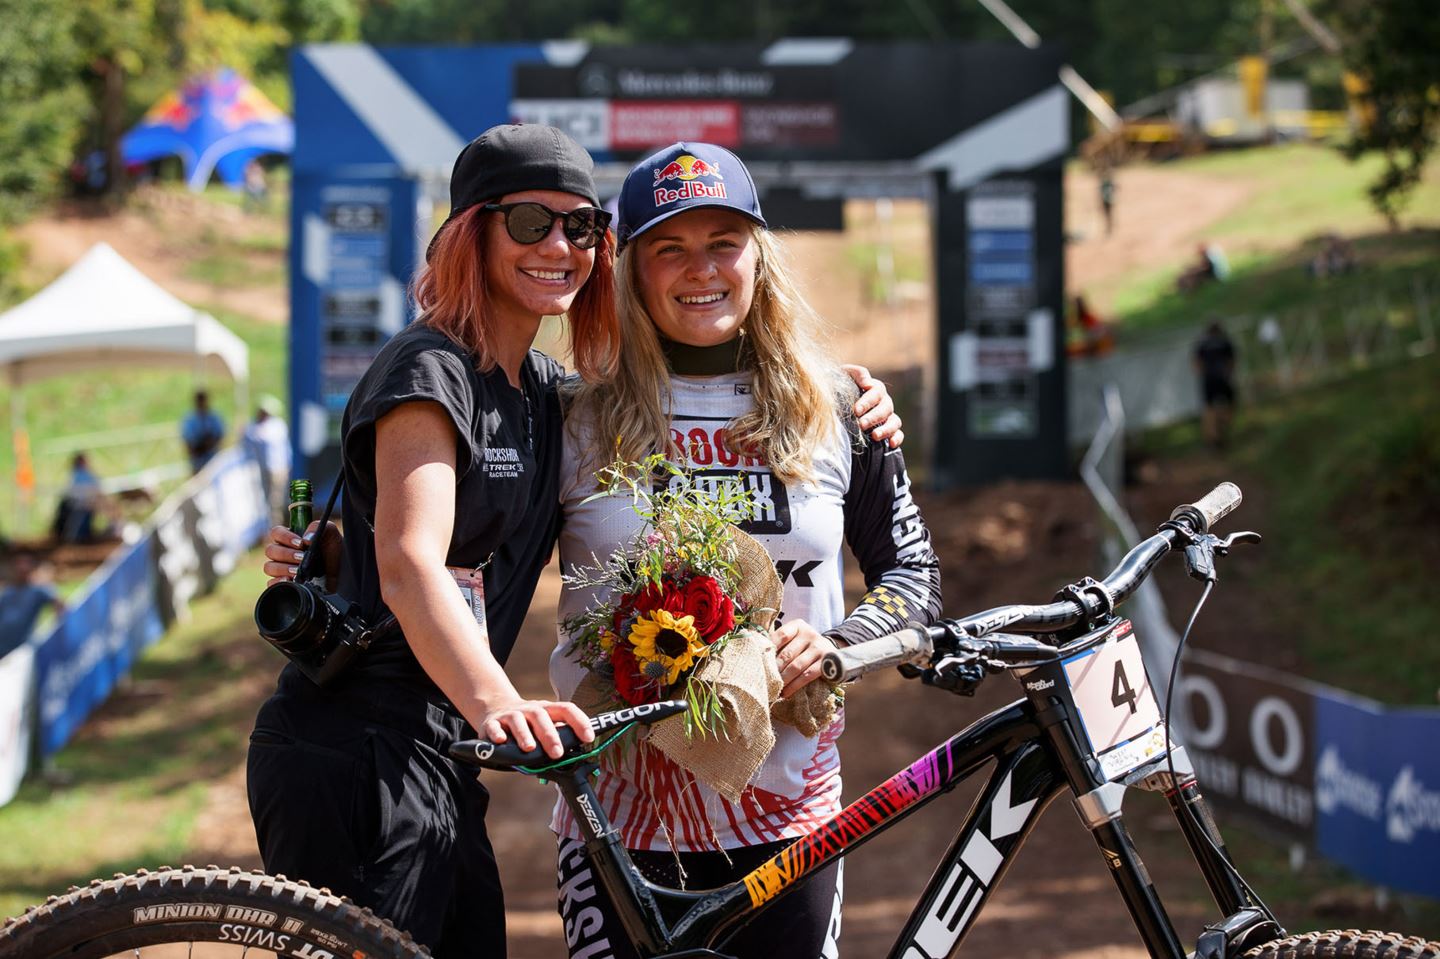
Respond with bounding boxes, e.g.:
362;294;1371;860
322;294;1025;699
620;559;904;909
0;864;430;959
1243;930;1440;959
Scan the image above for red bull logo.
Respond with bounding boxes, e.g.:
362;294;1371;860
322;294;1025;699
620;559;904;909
143;91;196;131
652;154;724;185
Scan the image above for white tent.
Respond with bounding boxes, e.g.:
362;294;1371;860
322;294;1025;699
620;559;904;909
0;242;248;386
0;243;249;525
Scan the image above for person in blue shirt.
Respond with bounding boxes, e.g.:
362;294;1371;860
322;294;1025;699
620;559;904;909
181;390;226;473
0;550;64;659
52;452;104;543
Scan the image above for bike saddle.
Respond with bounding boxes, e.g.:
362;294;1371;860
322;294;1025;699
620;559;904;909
448;700;688;773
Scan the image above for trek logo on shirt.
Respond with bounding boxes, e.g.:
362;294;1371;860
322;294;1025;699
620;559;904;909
482;447;524;480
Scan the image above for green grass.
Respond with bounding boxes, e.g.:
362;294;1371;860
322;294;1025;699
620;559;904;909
1108;144;1440;327
0;556;279;919
183;252;286;288
1117;228;1440;335
1141;351;1440;704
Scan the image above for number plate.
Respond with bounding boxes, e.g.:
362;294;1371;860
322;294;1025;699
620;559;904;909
1062;624;1168;781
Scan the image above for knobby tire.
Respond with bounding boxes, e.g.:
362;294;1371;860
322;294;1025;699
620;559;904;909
1243;930;1440;959
0;864;430;959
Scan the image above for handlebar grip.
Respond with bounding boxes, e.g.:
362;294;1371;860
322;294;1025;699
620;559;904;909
821;626;933;683
1172;482;1242;533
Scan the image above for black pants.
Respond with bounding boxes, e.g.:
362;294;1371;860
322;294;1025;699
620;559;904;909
247;668;505;957
555;836;842;959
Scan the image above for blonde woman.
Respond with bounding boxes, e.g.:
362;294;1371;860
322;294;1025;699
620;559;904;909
550;142;943;959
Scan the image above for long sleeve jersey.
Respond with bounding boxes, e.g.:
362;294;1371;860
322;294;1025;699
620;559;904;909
550;371;942;850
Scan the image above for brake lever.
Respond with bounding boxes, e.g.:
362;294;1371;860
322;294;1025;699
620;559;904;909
921;655;987;696
1184;530;1262;583
1217;530;1262;552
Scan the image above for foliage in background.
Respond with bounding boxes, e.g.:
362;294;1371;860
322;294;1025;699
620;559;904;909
0;0;86;226
1326;0;1440;227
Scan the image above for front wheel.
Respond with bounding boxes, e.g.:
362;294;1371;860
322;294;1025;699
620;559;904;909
1243;930;1440;959
0;864;429;959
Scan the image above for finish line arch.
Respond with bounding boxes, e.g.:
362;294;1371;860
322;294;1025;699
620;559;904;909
289;40;1070;487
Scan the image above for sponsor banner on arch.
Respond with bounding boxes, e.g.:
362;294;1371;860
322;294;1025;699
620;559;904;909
1313;695;1440;897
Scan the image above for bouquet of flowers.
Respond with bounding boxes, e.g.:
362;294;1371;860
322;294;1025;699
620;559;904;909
562;455;775;740
563;455;841;802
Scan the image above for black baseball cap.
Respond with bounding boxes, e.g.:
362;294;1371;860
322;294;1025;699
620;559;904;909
616;142;766;251
428;124;600;260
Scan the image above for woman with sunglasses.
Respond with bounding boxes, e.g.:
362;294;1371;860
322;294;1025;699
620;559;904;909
549;143;942;958
250;125;901;956
246;124;619;957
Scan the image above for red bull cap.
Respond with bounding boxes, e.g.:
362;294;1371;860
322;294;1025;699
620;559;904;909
619;142;764;250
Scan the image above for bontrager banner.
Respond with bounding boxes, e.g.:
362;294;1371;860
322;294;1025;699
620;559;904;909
0;646;35;806
1313;696;1440;897
21;448;269;772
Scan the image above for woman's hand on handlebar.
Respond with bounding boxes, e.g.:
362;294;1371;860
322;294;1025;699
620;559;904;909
480;697;595;760
772;619;838;699
262;521;343;591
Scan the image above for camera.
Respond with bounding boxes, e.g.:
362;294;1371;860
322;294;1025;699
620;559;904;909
254;580;383;686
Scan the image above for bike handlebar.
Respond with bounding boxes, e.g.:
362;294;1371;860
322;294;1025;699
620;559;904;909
821;483;1242;683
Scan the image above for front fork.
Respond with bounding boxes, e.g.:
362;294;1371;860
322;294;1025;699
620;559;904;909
1072;746;1279;959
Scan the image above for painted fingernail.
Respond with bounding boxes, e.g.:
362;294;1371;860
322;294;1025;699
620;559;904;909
287;566;299;575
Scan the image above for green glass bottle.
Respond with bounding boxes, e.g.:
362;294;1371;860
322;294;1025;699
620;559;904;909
288;478;313;536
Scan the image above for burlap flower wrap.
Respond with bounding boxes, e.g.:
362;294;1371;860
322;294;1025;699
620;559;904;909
574;525;840;803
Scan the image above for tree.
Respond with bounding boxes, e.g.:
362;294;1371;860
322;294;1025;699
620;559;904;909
1328;0;1440;227
0;0;87;225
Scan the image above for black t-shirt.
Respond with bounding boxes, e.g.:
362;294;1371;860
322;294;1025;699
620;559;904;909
1195;332;1235;382
337;323;564;689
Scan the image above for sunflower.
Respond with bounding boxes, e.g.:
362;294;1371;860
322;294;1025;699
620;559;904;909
627;609;707;685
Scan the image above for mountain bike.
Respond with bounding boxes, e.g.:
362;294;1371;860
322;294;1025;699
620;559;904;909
3;483;1437;959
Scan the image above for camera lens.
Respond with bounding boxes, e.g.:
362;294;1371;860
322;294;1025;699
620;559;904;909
255;581;331;655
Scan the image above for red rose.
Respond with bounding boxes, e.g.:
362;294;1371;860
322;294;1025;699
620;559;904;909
680;575;735;643
611;642;657;706
615;579;684;633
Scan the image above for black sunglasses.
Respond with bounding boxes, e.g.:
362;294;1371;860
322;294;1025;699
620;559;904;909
481;202;611;250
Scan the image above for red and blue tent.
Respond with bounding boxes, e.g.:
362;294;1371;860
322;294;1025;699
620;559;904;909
122;69;293;191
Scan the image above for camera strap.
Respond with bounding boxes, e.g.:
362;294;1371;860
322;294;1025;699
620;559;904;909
293;474;398;647
293;475;344;583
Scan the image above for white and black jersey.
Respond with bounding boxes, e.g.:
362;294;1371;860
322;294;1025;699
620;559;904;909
550;371;941;851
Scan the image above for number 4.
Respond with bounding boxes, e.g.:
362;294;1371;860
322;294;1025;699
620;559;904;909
1111;660;1139;715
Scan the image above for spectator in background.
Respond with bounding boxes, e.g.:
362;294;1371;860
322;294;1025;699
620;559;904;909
1308;233;1356;279
243;394;292;525
1178;242;1231;293
0;550;64;659
1067;294;1115;358
1193;321;1238;450
1098;169;1116;236
243;160;269;213
181;390;226;473
52;452;104;544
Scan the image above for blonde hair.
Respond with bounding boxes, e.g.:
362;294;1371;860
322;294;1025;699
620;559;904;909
566;227;851;484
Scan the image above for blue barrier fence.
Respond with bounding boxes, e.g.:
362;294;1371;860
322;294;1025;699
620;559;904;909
1178;646;1440;899
0;447;268;803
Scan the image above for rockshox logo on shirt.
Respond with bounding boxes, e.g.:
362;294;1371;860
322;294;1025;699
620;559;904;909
482;447;524;479
658;422;792;535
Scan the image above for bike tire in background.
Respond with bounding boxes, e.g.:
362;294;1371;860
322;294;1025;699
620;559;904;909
1244;930;1440;959
0;865;430;959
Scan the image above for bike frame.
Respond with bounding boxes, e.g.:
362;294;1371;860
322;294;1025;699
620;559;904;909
549;619;1261;959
